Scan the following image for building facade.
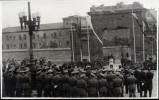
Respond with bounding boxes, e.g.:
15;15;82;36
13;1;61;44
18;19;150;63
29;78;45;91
88;2;157;63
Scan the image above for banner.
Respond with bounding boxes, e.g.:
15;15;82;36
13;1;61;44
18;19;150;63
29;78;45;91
86;16;103;45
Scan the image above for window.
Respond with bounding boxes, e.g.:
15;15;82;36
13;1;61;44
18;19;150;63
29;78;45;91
59;41;62;47
6;36;9;40
33;43;36;48
2;45;3;50
39;43;41;46
19;35;22;40
66;41;70;46
10;36;12;40
24;43;27;49
14;44;16;47
58;31;62;37
43;33;46;39
10;44;12;48
23;34;27;40
51;33;54;38
54;32;57;38
6;44;9;49
37;34;39;38
19;44;22;49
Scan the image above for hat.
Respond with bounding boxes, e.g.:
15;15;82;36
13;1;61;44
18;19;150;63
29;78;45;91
103;69;107;72
91;73;96;77
99;73;104;77
48;69;53;73
79;69;86;73
80;74;85;78
8;68;14;72
64;70;68;73
19;70;25;73
44;66;49;70
92;70;96;74
115;72;120;76
72;70;79;74
36;70;41;75
116;69;121;72
86;65;91;68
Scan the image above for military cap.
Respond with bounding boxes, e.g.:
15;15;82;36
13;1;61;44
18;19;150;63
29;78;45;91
72;70;79;74
92;70;96;74
36;70;41;75
44;66;49;70
79;69;86;73
48;69;53;73
8;68;14;72
91;73;96;77
86;65;91;68
115;72;120;76
64;70;68;73
103;68;107;72
80;74;85;78
99;73;104;77
116;69;121;72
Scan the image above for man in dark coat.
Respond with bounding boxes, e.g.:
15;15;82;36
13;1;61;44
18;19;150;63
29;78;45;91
61;70;70;97
7;68;16;97
69;70;78;97
113;72;123;97
23;70;31;97
145;68;154;97
16;71;24;97
123;69;130;94
98;73;108;97
139;68;146;97
133;67;140;93
51;71;61;97
106;69;116;97
127;71;136;97
76;74;87;97
35;69;43;97
87;73;98;97
44;70;52;97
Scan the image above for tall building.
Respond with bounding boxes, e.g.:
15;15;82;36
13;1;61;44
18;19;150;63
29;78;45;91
88;2;157;63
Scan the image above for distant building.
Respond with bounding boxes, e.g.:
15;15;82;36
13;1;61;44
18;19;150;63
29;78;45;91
2;15;91;63
88;2;157;62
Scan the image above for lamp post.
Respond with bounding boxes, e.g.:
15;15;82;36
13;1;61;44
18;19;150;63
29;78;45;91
18;2;41;89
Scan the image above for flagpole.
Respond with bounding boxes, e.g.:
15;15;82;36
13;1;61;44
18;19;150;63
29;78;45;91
70;15;75;62
143;21;145;62
87;17;91;62
132;9;136;63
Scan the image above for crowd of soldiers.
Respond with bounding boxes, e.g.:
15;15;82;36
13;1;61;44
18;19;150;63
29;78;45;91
2;57;154;98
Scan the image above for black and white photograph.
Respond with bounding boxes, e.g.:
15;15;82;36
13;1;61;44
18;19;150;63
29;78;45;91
0;0;158;99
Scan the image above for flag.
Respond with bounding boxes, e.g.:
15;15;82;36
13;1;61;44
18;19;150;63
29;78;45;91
131;13;150;44
86;16;103;45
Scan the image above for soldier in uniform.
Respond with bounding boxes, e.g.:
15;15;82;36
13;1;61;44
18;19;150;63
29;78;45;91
61;70;70;97
44;70;52;97
134;67;140;93
35;68;43;97
76;74;87;97
51;71;61;97
87;73;98;97
106;69;116;97
127;71;136;97
23;70;31;97
7;68;16;97
123;69;130;94
16;70;24;97
139;68;146;97
116;69;124;97
98;73;108;97
113;72;123;97
69;70;78;97
145;68;154;97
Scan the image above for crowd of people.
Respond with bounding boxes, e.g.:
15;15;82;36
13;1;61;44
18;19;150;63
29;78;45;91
2;57;154;98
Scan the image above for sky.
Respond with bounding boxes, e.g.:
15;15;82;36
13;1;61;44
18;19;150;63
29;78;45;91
1;0;158;28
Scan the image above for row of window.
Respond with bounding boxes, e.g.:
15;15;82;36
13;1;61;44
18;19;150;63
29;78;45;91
3;41;70;50
5;31;69;41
